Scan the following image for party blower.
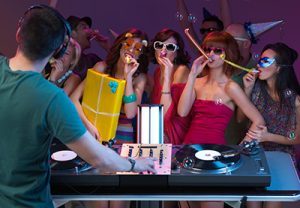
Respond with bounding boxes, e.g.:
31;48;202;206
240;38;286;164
220;54;259;73
184;28;212;62
184;28;259;74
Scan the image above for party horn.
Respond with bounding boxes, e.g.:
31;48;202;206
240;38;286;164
125;55;133;64
220;54;259;73
184;28;212;61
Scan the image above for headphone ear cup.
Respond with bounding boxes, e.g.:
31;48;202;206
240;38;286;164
51;9;71;59
53;40;68;59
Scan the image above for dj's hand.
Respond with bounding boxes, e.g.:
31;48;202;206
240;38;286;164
133;157;157;174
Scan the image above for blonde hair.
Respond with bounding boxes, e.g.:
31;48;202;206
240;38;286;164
69;38;81;69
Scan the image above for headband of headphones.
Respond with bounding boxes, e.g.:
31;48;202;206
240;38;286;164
19;4;71;59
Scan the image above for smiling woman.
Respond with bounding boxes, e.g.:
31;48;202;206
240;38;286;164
70;28;149;143
69;28;150;208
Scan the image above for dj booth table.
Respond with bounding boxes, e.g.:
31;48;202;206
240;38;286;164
51;151;300;206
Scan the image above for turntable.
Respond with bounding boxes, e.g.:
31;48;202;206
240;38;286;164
50;141;271;188
169;143;271;187
50;139;91;173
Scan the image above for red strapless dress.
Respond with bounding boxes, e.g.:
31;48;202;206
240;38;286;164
151;67;191;144
184;99;233;145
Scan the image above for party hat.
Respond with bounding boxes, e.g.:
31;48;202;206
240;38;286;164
108;28;119;39
244;20;283;44
203;7;214;19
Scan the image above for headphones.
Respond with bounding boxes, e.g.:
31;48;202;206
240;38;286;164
19;4;71;59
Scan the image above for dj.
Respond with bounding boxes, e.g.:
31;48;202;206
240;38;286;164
0;5;155;208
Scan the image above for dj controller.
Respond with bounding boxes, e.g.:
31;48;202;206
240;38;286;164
50;140;271;188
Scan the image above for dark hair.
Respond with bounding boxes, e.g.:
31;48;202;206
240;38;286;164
105;28;149;77
67;16;92;31
259;42;300;104
150;28;190;65
202;31;240;77
18;5;68;61
202;16;224;31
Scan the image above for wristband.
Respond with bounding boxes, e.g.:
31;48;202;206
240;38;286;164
161;91;171;94
128;158;136;172
123;93;137;104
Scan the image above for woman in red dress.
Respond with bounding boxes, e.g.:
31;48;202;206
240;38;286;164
177;32;265;208
150;28;191;144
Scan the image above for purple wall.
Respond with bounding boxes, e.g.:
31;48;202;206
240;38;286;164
0;0;299;78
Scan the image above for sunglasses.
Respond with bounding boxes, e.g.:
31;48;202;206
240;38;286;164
153;41;179;52
200;27;218;35
258;57;276;68
203;46;225;55
122;38;144;56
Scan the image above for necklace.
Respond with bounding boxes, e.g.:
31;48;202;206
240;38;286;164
57;70;73;84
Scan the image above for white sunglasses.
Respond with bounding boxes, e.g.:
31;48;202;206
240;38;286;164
153;41;179;52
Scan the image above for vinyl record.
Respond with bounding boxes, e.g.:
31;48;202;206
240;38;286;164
51;150;77;161
175;144;241;171
50;155;88;170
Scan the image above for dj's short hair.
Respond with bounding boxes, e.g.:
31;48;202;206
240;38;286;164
18;5;70;61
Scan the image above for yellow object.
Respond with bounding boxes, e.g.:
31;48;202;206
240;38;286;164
184;28;211;61
220;54;259;73
125;55;132;64
82;69;126;143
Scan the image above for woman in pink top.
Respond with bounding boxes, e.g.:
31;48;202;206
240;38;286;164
149;28;191;144
178;32;265;208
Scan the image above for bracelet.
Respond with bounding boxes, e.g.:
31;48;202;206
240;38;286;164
128;158;136;172
123;93;137;104
288;132;296;141
161;91;171;94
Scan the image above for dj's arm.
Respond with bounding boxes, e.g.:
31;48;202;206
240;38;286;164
66;131;156;173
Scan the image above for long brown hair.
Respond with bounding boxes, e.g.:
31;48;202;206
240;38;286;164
105;28;149;77
202;31;240;77
259;42;299;106
149;28;190;65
